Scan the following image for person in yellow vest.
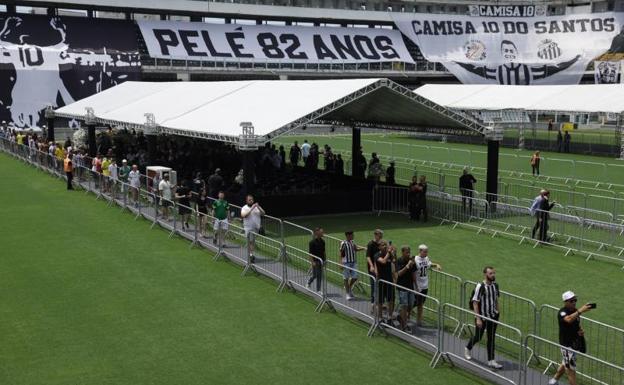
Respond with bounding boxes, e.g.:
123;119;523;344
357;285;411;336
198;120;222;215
101;156;111;193
54;145;64;174
64;153;74;190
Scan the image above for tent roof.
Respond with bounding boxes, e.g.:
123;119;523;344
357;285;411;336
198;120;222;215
414;84;624;114
55;79;486;145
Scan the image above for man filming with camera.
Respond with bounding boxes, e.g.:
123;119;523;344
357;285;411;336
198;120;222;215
549;291;595;385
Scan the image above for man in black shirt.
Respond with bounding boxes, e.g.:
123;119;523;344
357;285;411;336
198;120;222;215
459;168;477;213
375;240;396;323
307;227;326;293
396;246;416;332
289;141;301;166
366;229;383;305
386;161;396;185
538;190;556;242
549;291;593;385
208;168;224;199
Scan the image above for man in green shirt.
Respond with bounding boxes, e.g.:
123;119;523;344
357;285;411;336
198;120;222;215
119;159;131;195
212;191;229;247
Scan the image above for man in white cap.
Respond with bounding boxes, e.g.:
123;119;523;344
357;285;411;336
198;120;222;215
413;244;441;327
548;291;593;385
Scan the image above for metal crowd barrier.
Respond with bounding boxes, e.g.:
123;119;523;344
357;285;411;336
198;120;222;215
434;303;526;385
525;334;624;385
3;138;624;385
538;304;624;369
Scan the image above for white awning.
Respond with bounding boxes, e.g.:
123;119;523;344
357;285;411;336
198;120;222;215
55;79;486;144
414;84;624;114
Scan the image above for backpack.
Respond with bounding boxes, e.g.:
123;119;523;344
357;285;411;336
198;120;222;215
468;282;499;310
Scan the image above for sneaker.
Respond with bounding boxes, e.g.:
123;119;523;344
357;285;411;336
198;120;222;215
306;282;311;290
250;255;255;263
346;294;353;301
404;325;413;334
464;348;472;361
548;379;558;385
488;360;503;370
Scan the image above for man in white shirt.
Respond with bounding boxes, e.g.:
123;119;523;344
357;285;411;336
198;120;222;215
240;194;265;263
158;173;173;221
301;140;311;165
414;244;442;327
108;158;118;194
128;164;141;207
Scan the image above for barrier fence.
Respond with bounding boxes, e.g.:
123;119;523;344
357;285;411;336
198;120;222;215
372;184;624;267
2;139;624;385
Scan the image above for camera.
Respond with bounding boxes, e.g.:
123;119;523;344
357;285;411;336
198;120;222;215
588;303;597;309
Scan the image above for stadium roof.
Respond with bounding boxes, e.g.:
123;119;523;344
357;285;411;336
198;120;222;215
414;84;624;114
55;78;486;145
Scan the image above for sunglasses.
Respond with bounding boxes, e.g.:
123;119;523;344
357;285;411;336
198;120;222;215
567;299;577;303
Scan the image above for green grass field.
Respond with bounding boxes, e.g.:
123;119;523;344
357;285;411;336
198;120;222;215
0;153;496;385
286;213;623;329
273;133;624;185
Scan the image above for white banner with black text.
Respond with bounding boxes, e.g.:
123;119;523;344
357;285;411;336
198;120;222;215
138;20;414;64
392;12;624;84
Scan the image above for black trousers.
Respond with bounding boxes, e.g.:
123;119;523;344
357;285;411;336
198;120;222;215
307;261;323;292
467;313;499;361
539;217;550;242
66;171;73;190
415;205;427;222
532;165;540;176
531;216;541;239
461;189;473;212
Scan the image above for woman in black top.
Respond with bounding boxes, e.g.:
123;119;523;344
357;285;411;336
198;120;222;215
175;182;192;230
196;188;209;237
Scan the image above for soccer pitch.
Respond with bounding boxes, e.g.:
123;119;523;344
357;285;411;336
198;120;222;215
273;133;624;186
286;213;622;328
0;153;493;385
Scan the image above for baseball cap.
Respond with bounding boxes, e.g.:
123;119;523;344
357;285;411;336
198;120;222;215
562;291;576;302
122;159;127;163
374;229;383;235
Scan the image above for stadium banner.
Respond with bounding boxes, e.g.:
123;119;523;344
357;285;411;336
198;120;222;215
0;13;141;129
392;12;624;85
137;20;414;64
594;60;623;83
468;5;547;18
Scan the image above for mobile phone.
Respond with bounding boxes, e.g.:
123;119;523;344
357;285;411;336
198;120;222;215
588;303;597;309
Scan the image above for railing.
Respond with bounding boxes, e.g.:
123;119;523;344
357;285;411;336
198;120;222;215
2;137;624;385
144;57;448;75
372;184;624;267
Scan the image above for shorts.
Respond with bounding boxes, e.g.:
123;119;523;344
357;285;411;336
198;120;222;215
161;199;171;207
197;206;208;215
377;281;395;303
179;205;191;215
561;347;577;370
415;288;428;306
342;262;358;279
214;218;229;231
245;227;260;241
398;290;415;307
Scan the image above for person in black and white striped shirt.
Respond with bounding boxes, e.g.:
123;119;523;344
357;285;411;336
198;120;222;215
340;230;365;300
465;266;503;370
340;230;366;300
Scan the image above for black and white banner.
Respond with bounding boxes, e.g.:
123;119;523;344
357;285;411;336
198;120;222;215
594;60;623;83
393;12;624;85
138;20;414;64
0;14;141;129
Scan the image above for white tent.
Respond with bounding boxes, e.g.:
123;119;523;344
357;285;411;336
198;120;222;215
55;79;486;144
414;84;624;114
